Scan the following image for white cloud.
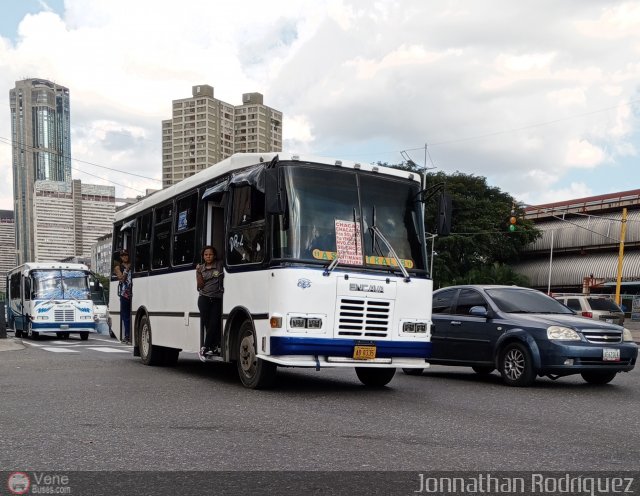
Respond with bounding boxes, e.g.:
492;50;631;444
1;0;640;211
565;139;606;168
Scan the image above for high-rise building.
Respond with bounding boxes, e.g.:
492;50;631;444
162;85;282;187
0;210;16;296
10;78;71;264
33;180;115;262
234;92;282;154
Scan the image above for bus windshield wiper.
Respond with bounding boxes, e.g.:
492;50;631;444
369;224;411;282
323;256;340;277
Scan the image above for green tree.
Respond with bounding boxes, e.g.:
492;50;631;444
381;163;540;288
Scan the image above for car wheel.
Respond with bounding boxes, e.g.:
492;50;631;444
355;367;396;387
581;371;617;385
80;332;89;341
472;365;495;375
499;342;535;387
402;368;424;376
236;320;277;389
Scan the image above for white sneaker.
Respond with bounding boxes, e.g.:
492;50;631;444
198;347;207;362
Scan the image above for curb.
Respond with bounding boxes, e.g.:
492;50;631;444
0;337;25;352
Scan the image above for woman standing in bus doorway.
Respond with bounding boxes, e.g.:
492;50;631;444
114;249;132;344
196;246;224;361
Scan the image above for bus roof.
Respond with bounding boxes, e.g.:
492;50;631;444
114;152;421;223
9;262;90;274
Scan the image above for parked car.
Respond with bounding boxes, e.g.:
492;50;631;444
554;294;625;325
406;285;637;386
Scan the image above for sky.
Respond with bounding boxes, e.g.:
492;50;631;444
0;0;639;210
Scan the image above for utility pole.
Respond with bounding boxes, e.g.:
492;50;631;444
615;207;627;305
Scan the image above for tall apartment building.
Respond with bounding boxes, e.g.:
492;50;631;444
0;211;16;296
162;84;282;187
10;78;71;264
91;233;113;277
33;180;115;262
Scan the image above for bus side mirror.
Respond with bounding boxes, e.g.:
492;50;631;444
265;168;285;214
437;192;452;236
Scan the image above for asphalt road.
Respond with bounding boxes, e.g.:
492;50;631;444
1;333;639;474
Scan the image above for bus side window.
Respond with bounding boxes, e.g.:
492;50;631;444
173;192;198;266
228;185;265;265
152;202;173;269
136;212;152;272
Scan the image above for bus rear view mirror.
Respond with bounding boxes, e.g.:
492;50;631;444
265;168;285;214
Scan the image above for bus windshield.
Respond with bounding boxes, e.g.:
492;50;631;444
273;166;426;272
31;270;91;300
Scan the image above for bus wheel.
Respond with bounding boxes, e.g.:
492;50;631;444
139;314;161;366
237;321;276;389
80;332;89;341
27;325;39;340
355;367;396;387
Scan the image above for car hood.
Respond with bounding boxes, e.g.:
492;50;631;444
498;312;623;331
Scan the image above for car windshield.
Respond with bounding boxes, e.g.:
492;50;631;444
587;298;622;312
486;288;574;314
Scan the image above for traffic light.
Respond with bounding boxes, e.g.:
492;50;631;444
508;202;517;232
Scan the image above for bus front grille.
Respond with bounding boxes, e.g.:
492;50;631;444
54;309;75;322
337;298;391;338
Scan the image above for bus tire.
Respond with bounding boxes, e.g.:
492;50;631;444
237;320;277;389
80;332;89;341
27;324;39;340
139;314;162;366
355;367;396;387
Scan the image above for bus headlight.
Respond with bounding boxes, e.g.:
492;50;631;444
287;315;324;331
403;321;428;333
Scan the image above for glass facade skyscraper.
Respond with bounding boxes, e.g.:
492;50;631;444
10;78;71;264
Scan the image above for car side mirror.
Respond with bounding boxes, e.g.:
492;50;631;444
469;306;488;317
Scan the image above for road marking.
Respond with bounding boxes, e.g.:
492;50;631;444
22;342;45;347
41;347;80;353
88;347;130;353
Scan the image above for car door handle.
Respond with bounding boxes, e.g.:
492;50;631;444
450;321;462;326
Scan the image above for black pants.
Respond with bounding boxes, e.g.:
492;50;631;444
198;295;222;349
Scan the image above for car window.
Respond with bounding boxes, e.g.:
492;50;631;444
433;289;457;314
565;298;582;311
587;298;622;312
485;288;574;314
454;289;487;315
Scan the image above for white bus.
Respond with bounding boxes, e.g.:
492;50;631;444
110;153;433;388
6;262;97;340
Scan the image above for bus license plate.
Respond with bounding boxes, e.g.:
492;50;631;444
353;345;376;360
603;348;620;361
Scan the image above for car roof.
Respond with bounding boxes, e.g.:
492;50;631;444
434;284;535;291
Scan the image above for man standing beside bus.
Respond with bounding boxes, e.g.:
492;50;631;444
114;250;132;343
196;246;224;360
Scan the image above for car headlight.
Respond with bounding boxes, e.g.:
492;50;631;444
547;326;581;341
623;328;634;342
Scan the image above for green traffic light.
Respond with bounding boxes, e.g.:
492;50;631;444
509;224;516;232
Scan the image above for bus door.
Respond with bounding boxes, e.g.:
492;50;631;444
202;196;226;347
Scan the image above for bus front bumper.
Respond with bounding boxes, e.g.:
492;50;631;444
265;337;431;368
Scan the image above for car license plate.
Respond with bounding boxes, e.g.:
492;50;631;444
605;318;613;323
353;345;376;360
603;348;620;361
